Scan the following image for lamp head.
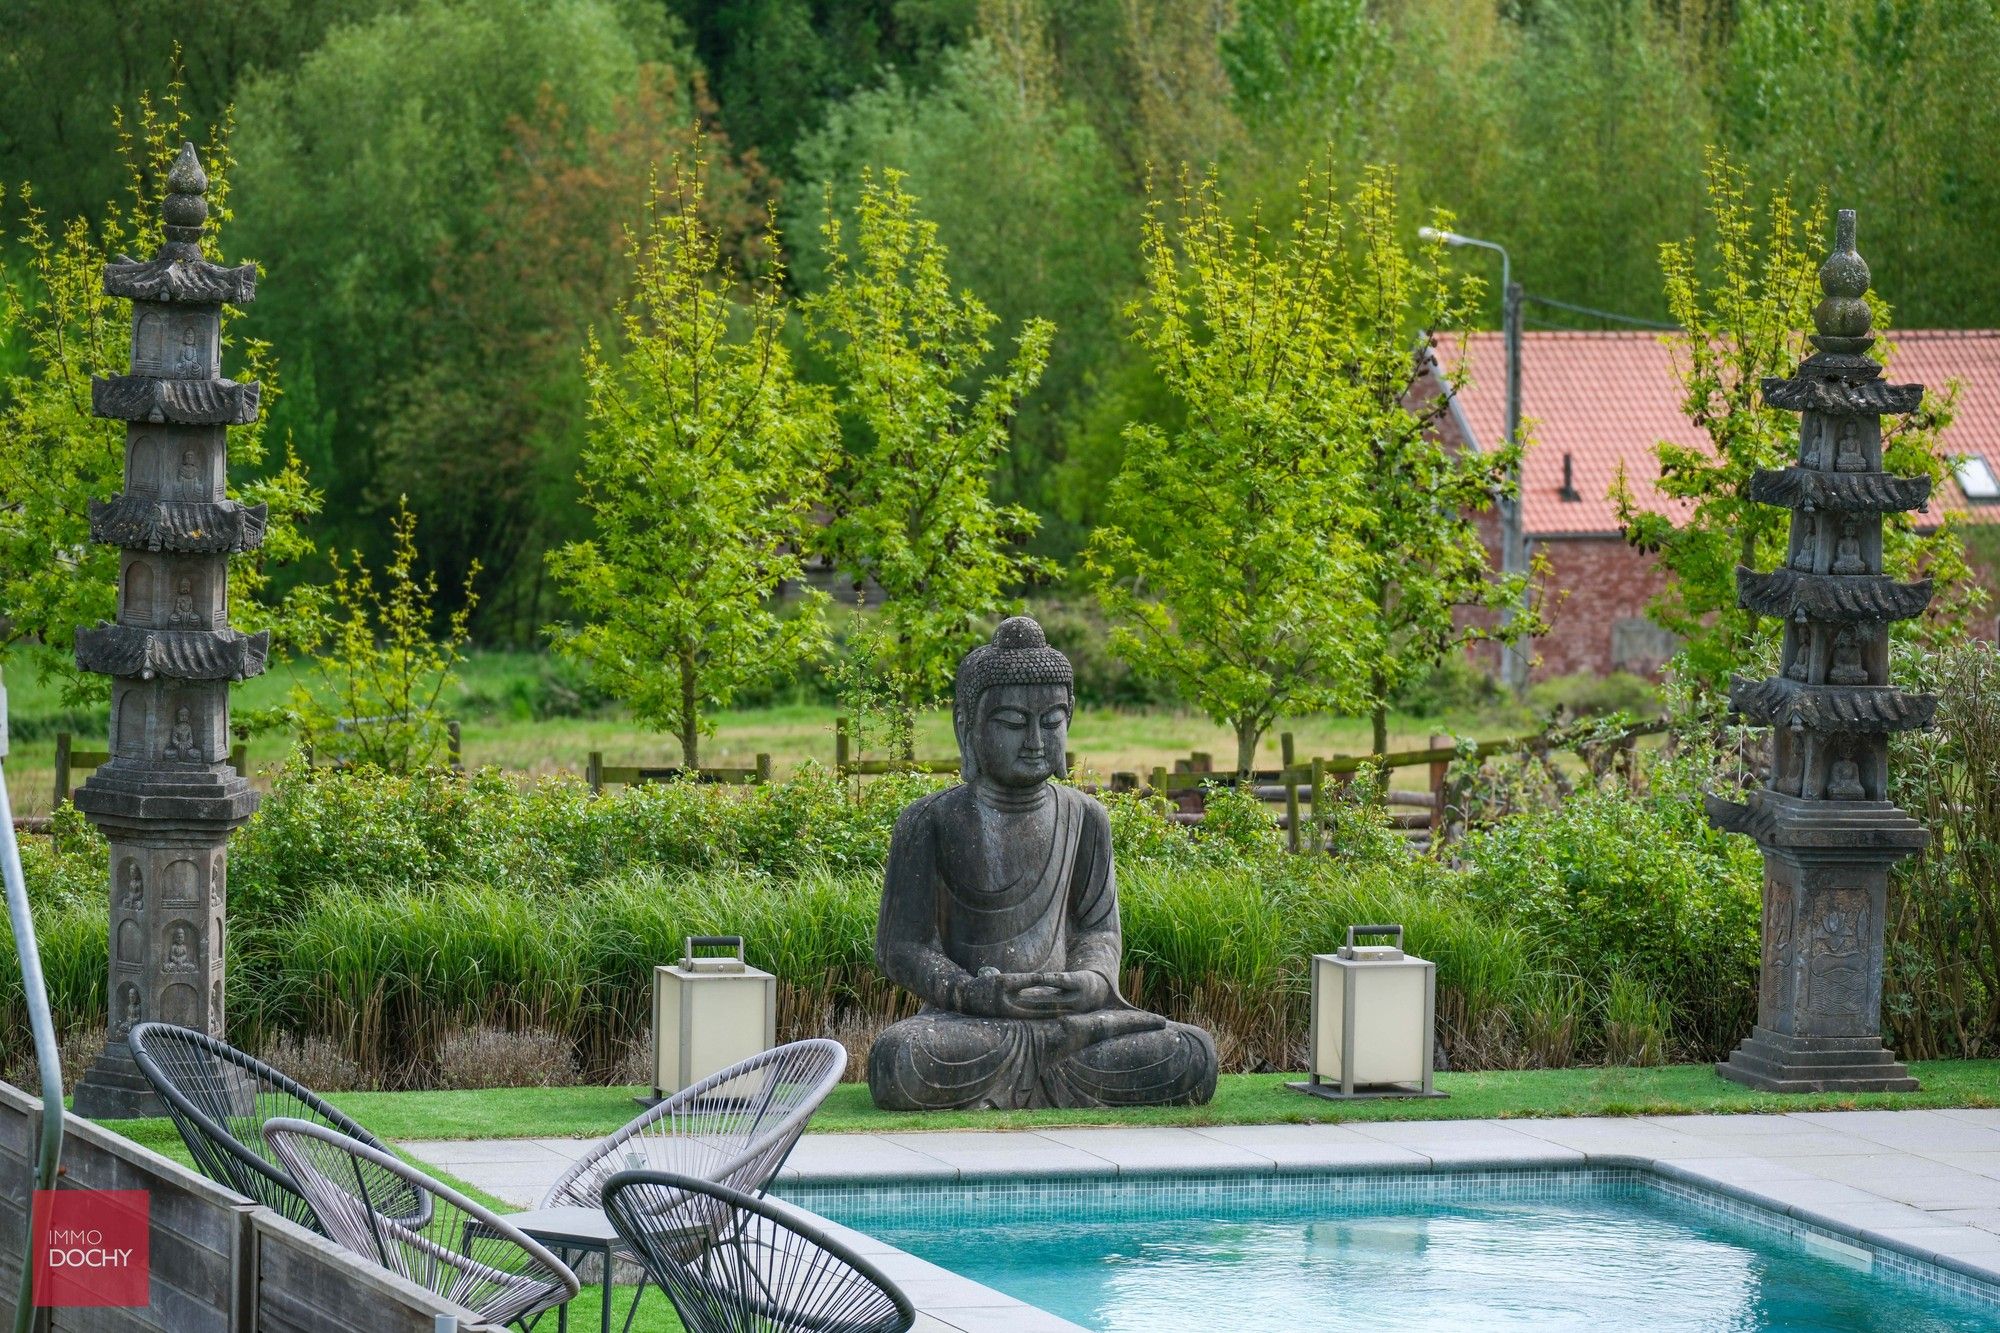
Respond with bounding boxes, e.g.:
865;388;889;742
1418;226;1466;246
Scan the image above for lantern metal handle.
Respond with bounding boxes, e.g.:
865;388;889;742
684;935;746;966
1345;924;1403;950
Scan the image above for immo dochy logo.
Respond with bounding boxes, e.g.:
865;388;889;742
32;1189;150;1307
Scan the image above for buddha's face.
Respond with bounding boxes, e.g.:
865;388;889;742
972;683;1071;788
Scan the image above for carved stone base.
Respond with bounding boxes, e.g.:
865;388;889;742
71;1041;164;1119
1716;1025;1917;1094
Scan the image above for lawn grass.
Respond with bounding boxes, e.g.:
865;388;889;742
95;1061;2000;1160
4;650;1525;815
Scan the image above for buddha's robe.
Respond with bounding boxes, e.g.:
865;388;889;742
868;783;1218;1110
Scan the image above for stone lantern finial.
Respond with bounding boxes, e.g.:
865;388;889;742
1812;208;1873;354
161;142;210;253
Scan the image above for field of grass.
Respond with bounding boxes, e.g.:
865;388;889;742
3;650;1526;815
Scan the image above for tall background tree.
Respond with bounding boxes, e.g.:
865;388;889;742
547;159;835;768
228;0;683;631
790;16;1133;548
1335;168;1537;755
804;170;1054;751
10;0;2000;688
1086;167;1372;774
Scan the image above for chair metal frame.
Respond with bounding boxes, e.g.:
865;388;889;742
543;1038;847;1210
603;1169;914;1333
128;1021;397;1231
541;1038;846;1333
264;1117;581;1329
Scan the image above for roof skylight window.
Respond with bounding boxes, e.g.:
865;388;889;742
1958;455;2000;501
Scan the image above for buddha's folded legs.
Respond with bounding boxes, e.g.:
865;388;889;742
868;1007;1219;1111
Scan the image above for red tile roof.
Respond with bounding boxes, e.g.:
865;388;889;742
1437;329;2000;537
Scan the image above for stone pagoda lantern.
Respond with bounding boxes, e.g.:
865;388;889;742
1707;209;1934;1094
71;144;268;1118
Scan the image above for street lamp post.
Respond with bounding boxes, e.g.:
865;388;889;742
1420;227;1529;693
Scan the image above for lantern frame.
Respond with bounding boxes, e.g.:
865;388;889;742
650;935;777;1105
1289;924;1447;1101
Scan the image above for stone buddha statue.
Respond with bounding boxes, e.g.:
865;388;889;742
868;617;1219;1111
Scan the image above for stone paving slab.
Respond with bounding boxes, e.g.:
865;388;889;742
405;1108;2000;1333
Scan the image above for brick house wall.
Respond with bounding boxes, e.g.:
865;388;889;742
1424;329;2000;684
1528;536;1673;677
1461;505;1673;680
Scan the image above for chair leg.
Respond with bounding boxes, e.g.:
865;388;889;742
618;1273;648;1333
600;1242;612;1333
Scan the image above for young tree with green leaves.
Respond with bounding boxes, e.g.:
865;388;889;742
803;169;1054;754
292;498;474;774
0;84;321;705
1615;153;1973;693
790;22;1134;541
1339;167;1536;756
1085;164;1366;775
1090;164;1528;772
546;159;836;768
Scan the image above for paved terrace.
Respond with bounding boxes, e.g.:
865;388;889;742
407;1109;2000;1333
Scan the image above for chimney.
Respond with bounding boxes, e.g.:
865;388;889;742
1559;452;1581;501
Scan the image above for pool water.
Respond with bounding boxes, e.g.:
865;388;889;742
784;1170;2000;1332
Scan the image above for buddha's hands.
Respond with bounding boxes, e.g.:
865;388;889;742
1016;970;1112;1015
952;968;1111;1018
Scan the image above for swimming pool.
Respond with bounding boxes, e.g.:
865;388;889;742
783;1169;2000;1332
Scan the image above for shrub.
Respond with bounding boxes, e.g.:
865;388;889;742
1888;637;2000;1058
1458;781;1761;1060
1392;655;1507;718
1526;670;1663;720
4;754;1798;1085
228;759;938;921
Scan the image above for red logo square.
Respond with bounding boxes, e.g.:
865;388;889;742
32;1189;150;1307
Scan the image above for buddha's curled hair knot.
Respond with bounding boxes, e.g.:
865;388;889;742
954;615;1074;720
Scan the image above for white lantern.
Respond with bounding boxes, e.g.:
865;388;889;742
651;935;776;1103
1291;925;1446;1101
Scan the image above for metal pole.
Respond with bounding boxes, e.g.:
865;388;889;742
1420;228;1531;695
2;664;66;1333
1499;278;1529;694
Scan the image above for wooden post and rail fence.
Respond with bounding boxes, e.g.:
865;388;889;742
30;715;1665;847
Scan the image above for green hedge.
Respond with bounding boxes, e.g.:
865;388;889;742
4;763;1768;1087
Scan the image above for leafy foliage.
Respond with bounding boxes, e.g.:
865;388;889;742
547;155;835;767
803;170;1055;745
230;0;674;623
1460;764;1764;1061
1086;166;1367;772
15;1;2000;610
374;64;769;642
1333;169;1538;752
0;83;321;702
1889;638;2000;1058
1617;154;1975;691
290;499;474;773
791;27;1134;540
1089;165;1524;770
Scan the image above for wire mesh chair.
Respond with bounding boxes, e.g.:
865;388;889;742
128;1021;418;1232
542;1038;847;1210
603;1170;913;1333
264;1118;580;1328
